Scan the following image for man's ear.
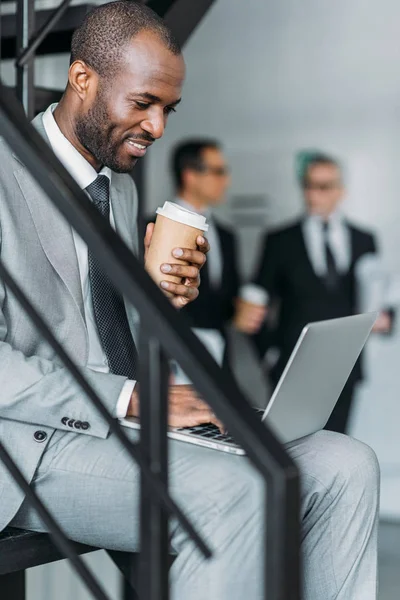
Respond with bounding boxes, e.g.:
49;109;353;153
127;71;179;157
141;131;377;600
68;60;97;101
183;169;198;190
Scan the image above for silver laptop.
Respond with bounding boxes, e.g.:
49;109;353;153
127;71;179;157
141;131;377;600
121;313;377;455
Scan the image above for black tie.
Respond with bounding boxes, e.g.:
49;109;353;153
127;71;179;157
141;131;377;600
322;221;339;290
86;175;138;379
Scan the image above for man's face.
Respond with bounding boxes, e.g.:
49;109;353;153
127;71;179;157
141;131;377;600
75;31;185;173
186;147;231;206
303;163;344;218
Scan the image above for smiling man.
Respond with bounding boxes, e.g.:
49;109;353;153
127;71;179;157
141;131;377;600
0;3;380;599
65;11;183;172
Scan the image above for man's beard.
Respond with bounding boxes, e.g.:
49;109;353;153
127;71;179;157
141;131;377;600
75;89;135;174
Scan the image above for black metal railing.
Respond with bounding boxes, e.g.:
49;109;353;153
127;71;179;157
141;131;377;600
16;0;72;69
15;0;35;119
0;1;301;598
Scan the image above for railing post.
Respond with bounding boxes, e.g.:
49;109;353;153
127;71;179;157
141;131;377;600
16;0;72;69
16;0;35;119
138;333;170;600
266;477;301;599
1;571;26;600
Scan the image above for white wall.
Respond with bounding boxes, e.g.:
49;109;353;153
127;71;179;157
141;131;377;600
146;0;400;518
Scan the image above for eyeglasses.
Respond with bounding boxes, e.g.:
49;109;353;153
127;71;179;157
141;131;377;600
196;164;230;177
303;181;341;191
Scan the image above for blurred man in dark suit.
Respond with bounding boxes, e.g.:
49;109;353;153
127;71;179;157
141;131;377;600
169;139;240;368
237;151;393;433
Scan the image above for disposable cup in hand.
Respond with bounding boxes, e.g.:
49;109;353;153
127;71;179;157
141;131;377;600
145;202;208;294
234;284;268;332
239;284;269;307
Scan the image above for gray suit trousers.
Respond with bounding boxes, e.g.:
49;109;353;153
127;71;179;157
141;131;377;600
11;429;379;600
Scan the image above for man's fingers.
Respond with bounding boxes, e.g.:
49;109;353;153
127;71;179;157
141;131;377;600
160;263;199;279
172;248;206;267
170;296;190;308
196;235;210;254
245;308;266;321
235;314;264;331
195;409;225;432
161;281;199;299
167;385;225;431
248;317;264;328
144;222;154;247
170;409;224;431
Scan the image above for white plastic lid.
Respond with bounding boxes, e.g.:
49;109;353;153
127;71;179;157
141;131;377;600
156;201;209;232
239;284;269;306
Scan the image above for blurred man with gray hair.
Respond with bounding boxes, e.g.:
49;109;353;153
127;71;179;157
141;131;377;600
237;151;394;433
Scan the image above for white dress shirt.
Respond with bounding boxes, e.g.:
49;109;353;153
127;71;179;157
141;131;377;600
176;198;222;288
42;104;135;418
302;211;351;277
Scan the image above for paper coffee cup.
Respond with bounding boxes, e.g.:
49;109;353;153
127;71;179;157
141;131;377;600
239;284;269;306
145;202;208;292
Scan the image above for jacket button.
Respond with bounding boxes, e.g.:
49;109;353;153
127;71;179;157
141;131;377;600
81;422;90;430
61;417;68;425
67;419;75;428
74;421;82;430
34;431;47;443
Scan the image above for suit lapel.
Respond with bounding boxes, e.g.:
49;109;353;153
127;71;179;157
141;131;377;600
13;160;85;320
13;111;86;319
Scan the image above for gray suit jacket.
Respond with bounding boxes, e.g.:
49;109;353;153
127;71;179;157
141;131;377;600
0;112;140;530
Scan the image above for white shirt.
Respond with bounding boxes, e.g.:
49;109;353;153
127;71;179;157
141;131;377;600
42;104;135;418
176;198;222;288
302;211;351;277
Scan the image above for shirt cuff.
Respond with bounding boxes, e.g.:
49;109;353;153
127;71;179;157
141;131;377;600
239;284;269;306
116;380;136;418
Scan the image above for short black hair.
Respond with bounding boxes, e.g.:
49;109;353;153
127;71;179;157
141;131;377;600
171;139;221;189
70;1;181;77
301;152;341;187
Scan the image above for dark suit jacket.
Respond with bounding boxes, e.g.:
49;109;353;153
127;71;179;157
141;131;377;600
183;221;240;336
253;219;377;384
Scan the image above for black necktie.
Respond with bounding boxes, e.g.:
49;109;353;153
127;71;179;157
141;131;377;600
322;222;339;290
86;175;138;380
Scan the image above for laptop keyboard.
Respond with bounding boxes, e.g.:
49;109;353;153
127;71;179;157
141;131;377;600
176;408;264;445
176;423;236;444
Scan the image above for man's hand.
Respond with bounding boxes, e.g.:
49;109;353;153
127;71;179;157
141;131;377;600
144;223;210;309
372;311;393;334
233;298;267;334
127;385;224;431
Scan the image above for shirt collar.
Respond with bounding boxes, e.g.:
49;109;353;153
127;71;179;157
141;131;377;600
305;208;345;229
42;103;111;190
